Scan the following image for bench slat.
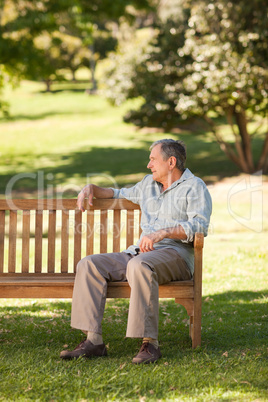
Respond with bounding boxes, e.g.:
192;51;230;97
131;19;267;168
100;210;108;254
35;211;43;273
22;211;30;273
74;210;82;272
86;211;94;255
126;210;134;248
0;210;5;273
48;210;56;273
0;274;194;299
0;199;140;211
8;210;17;273
113;209;121;252
61;210;69;273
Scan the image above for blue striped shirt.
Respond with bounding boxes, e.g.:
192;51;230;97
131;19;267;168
112;168;212;273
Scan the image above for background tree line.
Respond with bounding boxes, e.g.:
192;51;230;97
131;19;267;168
0;0;151;92
0;0;267;173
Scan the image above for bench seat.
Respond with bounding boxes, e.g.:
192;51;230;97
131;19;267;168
0;274;194;299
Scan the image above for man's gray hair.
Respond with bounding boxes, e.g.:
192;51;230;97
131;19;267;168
150;139;186;171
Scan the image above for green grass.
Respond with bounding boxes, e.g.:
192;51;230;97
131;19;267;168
0;80;268;401
0;243;267;402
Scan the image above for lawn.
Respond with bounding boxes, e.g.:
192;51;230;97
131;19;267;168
0;80;267;401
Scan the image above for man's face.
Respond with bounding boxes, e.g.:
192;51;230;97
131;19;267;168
147;144;170;183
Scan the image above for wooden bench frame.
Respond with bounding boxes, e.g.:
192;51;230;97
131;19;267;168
0;198;204;348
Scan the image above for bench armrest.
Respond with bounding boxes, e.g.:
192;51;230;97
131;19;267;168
194;232;204;249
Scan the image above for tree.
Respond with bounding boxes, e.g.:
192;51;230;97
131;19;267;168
176;0;268;173
53;32;91;82
105;0;268;173
0;0;74;105
0;65;10;116
104;0;192;128
73;0;153;91
67;10;118;92
0;0;153;106
105;19;192;128
0;0;23;115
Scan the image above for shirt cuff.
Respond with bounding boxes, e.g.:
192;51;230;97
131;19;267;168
179;222;194;243
109;188;120;199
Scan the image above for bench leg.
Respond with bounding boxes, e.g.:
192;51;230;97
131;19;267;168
191;314;201;349
189;315;193;339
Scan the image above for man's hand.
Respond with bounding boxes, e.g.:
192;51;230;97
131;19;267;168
139;225;187;252
77;185;114;212
77;185;94;212
139;231;165;253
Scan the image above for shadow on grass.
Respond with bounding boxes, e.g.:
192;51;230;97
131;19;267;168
0;290;267;355
3;106;103;122
1;129;267;197
0;140;237;196
39;88;90;94
201;290;268;352
37;80;92;94
0;147;149;195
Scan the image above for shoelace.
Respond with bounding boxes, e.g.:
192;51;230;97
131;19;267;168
139;342;151;353
74;338;87;350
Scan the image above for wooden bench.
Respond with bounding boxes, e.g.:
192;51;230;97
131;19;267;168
0;198;204;348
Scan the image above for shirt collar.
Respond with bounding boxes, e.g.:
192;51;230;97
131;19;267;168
156;168;194;193
177;168;194;183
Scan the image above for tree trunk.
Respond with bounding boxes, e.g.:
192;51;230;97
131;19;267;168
234;108;255;173
206;111;267;174
225;107;250;172
204;114;248;172
45;79;51;92
89;44;97;92
257;131;268;173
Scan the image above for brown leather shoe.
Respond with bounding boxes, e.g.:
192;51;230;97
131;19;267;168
60;338;107;360
132;342;161;364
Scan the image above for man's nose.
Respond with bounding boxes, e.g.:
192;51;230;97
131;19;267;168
147;161;152;169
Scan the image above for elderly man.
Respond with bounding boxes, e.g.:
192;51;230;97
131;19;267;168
60;139;212;364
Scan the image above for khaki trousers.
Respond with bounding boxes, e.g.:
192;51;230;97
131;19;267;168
71;248;191;339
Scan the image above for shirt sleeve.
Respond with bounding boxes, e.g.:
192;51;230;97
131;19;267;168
179;180;212;243
109;175;150;205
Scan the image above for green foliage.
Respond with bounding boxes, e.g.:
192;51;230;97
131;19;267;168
175;0;268;173
103;28;157;107
0;0;153;103
0;0;75;99
175;0;268;118
0;66;10;117
105;1;192;129
104;0;268;173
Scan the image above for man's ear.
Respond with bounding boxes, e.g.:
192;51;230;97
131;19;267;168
169;156;176;168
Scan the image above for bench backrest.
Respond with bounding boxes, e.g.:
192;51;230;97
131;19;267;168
0;199;141;275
